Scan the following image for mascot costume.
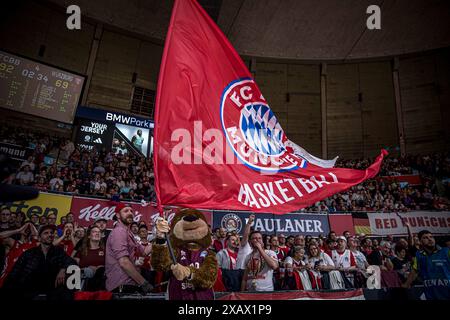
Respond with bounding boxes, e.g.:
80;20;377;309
152;208;218;300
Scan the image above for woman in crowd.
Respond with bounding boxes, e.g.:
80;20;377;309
283;246;312;290
53;222;77;256
390;243;411;284
72;225;106;291
307;243;344;290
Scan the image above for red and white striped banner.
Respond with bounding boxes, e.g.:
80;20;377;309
218;289;365;300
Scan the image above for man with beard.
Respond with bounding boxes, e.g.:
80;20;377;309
241;231;278;292
1;225;76;300
105;203;152;294
216;233;241;291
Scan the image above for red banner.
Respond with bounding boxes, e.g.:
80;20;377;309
328;214;355;235
377;175;422;186
218;289;365;300
154;0;386;214
70;197;159;228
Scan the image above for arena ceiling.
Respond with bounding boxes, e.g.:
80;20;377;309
47;0;450;60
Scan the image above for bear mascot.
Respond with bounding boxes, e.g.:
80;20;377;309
151;208;218;300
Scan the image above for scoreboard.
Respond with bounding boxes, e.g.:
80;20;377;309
0;50;85;124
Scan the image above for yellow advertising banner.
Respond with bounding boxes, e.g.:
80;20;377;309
0;192;72;223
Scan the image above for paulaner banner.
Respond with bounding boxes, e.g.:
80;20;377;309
368;211;450;236
153;0;386;214
212;211;330;236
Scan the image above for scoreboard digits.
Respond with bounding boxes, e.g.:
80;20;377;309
0;50;85;123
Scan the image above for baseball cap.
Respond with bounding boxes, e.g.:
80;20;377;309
110;201;132;215
95;217;107;223
337;236;347;242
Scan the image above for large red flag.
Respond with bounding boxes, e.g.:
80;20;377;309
154;0;386;214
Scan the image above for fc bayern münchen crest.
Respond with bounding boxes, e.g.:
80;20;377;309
221;213;242;233
220;78;308;172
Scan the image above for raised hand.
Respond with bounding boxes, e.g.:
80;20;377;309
156;217;170;238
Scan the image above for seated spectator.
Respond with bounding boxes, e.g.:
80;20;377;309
270;235;288;290
307;243;344;290
235;214;254;271
216;233;242;292
15;165;34;185
348;237;369;288
0;223;39;287
283;246;312;290
72;226;106;291
30;214;40;227
331;236;357;288
368;240;403;288
0;208;12;232
47;213;57;226
368;241;394;271
136;225;153;285
20;156;35;172
323;238;337;257
94;217;111;240
13;212;26;229
39;215;48;226
277;234;290;255
1;225;77;300
49;172;63;191
212;228;226;253
130;222;140;241
53;222;77;256
391;243;411;284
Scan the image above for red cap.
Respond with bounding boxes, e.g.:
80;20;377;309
110;201;128;213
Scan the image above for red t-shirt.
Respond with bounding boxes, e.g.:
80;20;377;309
279;246;290;256
75;247;105;268
60;239;74;257
139;242;152;270
0;239;38;287
213;239;224;252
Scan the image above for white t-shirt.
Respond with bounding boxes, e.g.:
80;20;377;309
308;252;335;268
244;249;278;292
236;242;252;270
216;249;238;270
352;250;368;269
284;256;306;267
49;177;63;189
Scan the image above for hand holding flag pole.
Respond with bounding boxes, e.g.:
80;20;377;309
156;210;177;264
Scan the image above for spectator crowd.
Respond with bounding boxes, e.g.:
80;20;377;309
1;123;157;203
1;124;449;211
0;125;449;300
0;208;449;300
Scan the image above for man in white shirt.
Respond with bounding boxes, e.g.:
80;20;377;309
20;156;35;172
331;236;357;287
241;230;278;292
16;165;34;185
49;172;64;191
216;233;240;291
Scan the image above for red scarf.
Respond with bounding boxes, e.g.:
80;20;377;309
227;249;238;270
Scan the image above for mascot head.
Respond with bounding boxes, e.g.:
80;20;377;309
169;208;211;250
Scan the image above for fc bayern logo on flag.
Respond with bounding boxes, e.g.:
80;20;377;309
220;78;308;172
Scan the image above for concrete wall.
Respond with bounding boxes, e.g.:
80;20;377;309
0;0;448;157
